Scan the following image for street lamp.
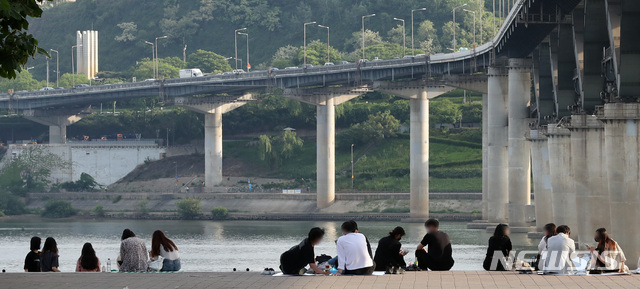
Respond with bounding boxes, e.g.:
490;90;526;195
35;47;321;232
303;21;317;67
238;32;250;71
46;55;50;88
452;3;468;52
144;41;154;78
411;8;427;56
362;14;376;61
154;36;168;79
234;28;247;70
393;18;406;57
71;44;82;87
318;25;330;63
50;49;59;87
463;9;476;46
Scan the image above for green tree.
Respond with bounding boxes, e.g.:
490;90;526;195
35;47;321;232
365;43;418;60
59;172;100;192
296;40;342;65
58;73;90;88
41;200;77;218
257;134;272;162
271;45;299;68
114;22;137;42
0;71;42;92
0;0;52;78
186;49;232;74
278;130;303;160
431;99;462;125
211;206;228;219
387;24;405;47
0;191;27;216
0;146;69;195
132;57;181;80
176;197;202;219
346;29;383;52
416;20;440;54
342;110;400;145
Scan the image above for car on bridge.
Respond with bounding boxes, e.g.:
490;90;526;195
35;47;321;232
323;62;334;66
339;61;350;65
40;87;54;91
74;84;90;88
233;69;246;74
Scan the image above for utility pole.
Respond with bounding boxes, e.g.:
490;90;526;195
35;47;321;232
303;21;316;67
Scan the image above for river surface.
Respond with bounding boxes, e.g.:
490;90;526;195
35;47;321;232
0;218;538;272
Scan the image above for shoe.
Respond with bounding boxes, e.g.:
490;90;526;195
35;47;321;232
386;266;394;274
392;267;398;274
298;268;307;275
396;267;405;274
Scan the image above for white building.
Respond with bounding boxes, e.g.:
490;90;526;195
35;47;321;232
76;30;98;79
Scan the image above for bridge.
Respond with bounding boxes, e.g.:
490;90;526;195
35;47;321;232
4;0;640;267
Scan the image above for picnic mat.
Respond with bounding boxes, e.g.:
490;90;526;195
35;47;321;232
273;271;386;277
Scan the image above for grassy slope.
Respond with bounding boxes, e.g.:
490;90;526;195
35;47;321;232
224;130;482;192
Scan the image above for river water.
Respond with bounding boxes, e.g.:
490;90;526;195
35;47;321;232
0;218;538;272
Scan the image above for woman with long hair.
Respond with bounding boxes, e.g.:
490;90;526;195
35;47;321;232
119;228;149;272
536;223;556;270
586;228;628;273
373;226;408;273
483;224;512;271
76;243;101;272
40;237;61;272
150;230;181;271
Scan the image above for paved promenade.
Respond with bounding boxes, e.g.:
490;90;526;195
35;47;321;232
2;271;640;289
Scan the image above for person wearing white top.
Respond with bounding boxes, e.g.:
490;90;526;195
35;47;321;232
543;225;576;275
150;230;181;271
335;220;375;275
536;223;557;271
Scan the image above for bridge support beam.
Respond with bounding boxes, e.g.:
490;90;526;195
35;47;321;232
176;95;252;190
507;58;533;228
482;93;489;220
375;81;453;219
546;125;578;239
487;67;509;224
284;87;368;209
23;108;90;144
569;114;608;246
600;103;640;269
528;130;553;232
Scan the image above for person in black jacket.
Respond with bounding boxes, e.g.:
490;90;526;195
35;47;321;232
416;219;455;271
374;227;408;273
483;224;513;271
280;227;329;275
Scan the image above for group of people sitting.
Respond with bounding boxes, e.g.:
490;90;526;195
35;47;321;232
23;229;182;273
279;219;455;275
481;223;628;274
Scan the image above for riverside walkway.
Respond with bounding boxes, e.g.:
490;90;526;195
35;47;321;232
2;271;639;289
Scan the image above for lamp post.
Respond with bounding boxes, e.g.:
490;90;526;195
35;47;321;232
318;25;330;63
46;55;50;88
394;18;406;57
238;32;250;71
234;28;247;70
50;49;59;87
411;8;427;56
303;21;317;67
71;44;82;87
351;144;354;189
362;14;376;61
144;41;154;78
154;36;168;79
452;3;468;52
463;9;476;46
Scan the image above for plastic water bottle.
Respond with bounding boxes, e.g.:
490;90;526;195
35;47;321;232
107;258;111;272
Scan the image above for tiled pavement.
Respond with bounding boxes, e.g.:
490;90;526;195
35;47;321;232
2;271;640;289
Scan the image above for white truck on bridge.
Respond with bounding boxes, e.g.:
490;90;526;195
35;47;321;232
179;69;204;78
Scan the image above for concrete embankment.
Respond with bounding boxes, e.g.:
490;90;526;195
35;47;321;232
26;192;482;221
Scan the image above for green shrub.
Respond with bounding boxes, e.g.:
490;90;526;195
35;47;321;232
112;195;122;203
0;192;27;215
41;200;77;218
176;198;202;219
93;205;105;217
211;206;229;219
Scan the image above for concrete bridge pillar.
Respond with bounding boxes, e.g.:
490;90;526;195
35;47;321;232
482;93;489;220
507;58;533;228
546;125;578;239
487;67;509;223
569;114;609;247
284;87;368;209
375;81;453;219
23;108;90;144
176;95;252;189
600;103;640;268
528;130;553;232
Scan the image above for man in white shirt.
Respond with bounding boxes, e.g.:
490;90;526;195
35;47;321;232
543;225;576;274
335;220;375;275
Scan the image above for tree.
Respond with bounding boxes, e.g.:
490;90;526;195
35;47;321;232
132;57;181;79
0;146;69;195
365;43;421;60
41;200;77;218
296;40;342;66
278;130;303;160
345;29;383;52
114;22;137;42
186;49;232;74
387;24;405;47
431;99;462;125
0;0;52;78
0;71;41;92
58;73;89;88
416;20;440;54
257;134;272;162
343;110;400;145
271;45;300;68
176;198;202;219
58;172;101;192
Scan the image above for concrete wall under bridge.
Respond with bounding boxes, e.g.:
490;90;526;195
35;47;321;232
3;141;165;186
